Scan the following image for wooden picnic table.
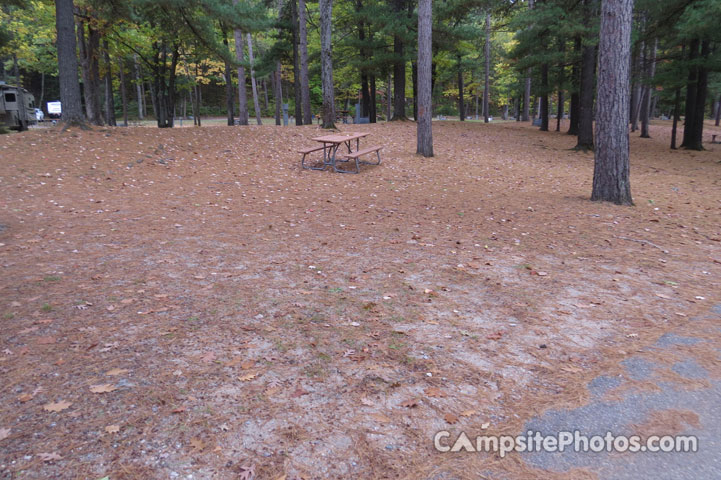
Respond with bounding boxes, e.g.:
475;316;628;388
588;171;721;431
311;132;370;173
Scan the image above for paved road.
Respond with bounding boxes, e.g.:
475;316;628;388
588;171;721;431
522;304;721;479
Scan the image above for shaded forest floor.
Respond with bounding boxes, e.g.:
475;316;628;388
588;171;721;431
1;120;720;479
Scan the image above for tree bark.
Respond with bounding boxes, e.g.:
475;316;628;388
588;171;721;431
592;0;633;205
386;72;392;120
715;94;721;127
412;62;418;120
680;39;699;148
686;40;709;150
290;0;302;125
457;57;464;121
640;38;657;138
556;41;565;132
298;0;312;125
568;37;581;134
483;13;491;123
370;74;377;122
671;85;681;149
233;1;249;125
77;20;103;125
540;63;549;131
319;0;336;129
55;0;85;126
119;58;128;126
223;35;235;126
274;65;282;125
102;39;116;126
416;0;433;156
576;34;595;149
391;0;406;120
133;54;144;120
247;33;262;125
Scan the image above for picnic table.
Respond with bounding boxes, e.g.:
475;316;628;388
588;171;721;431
298;131;382;174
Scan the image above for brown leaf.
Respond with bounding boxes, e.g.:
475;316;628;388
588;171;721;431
190;438;205;452
240;360;255;370
486;331;503;340
38;452;62;462
424;387;447;398
238;372;258;382
43;401;72;412
444;413;459;424
106;368;129;376
291;387;309;398
90;384;117;394
200;351;217;363
105;424;120;434
370;413;391;423
460;409;477;417
400;398;420;408
36;336;56;345
0;428;10;441
17;393;33;403
239;465;255;480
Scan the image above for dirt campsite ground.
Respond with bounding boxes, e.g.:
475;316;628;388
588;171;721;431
1;119;720;479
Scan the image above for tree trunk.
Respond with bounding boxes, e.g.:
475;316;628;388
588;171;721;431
457;57;464;121
483;13;491;123
119;59;128;126
55;0;85;126
391;0;406;120
568;37;581;134
592;0;633;205
262;79;269;111
640;38;657;138
576;13;596;151
77;20;103;125
361;73;370;117
133;54;144;120
290;0;302;125
671;85;681;149
370;74;377;122
387;72;392;120
299;0;312;125
540;63;549;131
319;0;336;129
629;37;642;130
233;1;249;125
246;33;262;125
102;39;116;126
680;39;699;148
416;0;433;156
686;40;709;150
274;65;282;125
556;41;565;132
223;36;235;126
412;62;418;120
715;94;721;127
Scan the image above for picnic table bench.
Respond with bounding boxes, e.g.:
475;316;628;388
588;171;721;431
299;132;382;174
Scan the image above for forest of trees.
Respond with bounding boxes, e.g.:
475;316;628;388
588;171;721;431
1;0;719;150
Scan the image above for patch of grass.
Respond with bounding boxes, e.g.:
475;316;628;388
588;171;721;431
43;275;61;282
388;341;405;350
3;313;14;320
41;303;53;312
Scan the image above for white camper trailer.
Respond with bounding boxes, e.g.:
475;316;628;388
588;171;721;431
0;83;36;131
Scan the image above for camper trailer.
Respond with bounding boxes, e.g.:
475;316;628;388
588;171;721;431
0;83;36;131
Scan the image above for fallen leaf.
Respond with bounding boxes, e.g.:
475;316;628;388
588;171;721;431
190;438;205;451
444;413;458;424
481;422;490;430
400;398;420;408
360;397;375;407
17;393;33;403
486;331;504;340
171;406;186;414
200;352;216;363
238;372;258;382
240;360;255;370
370;413;391;423
105;425;120;434
656;293;671;299
460;410;477;417
106;368;129;376
0;428;10;441
36;336;56;345
43;401;72;412
38;452;62;462
239;465;255;480
291;387;309;398
90;384;117;394
424;387;447;398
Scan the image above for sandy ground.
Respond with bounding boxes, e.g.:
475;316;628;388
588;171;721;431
0;119;720;479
